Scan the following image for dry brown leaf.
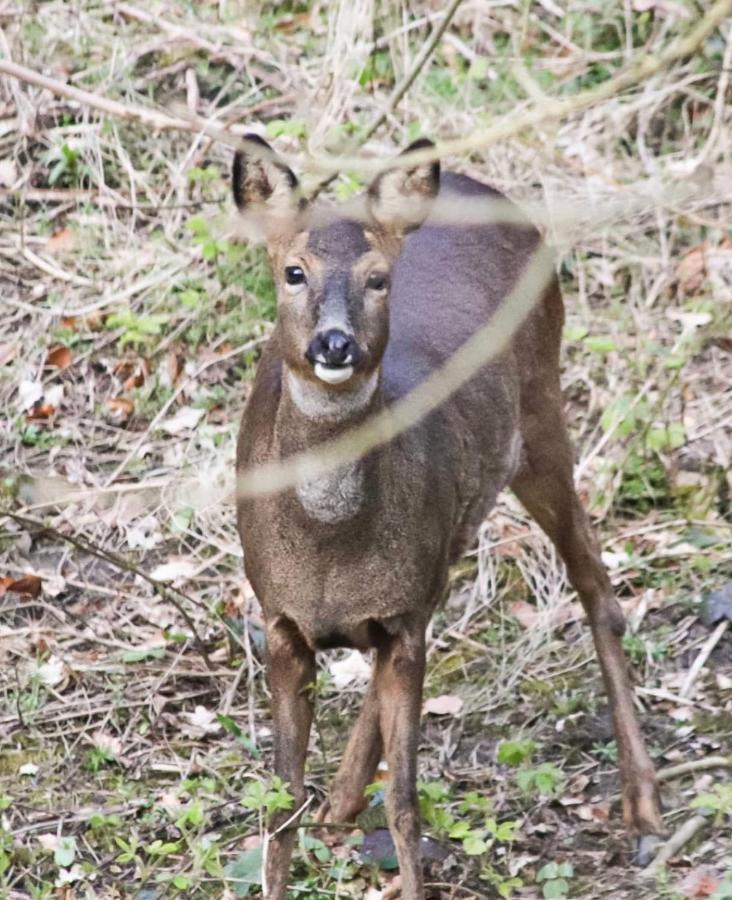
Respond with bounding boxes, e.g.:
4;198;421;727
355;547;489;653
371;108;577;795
149;558;197;583
45;227;74;255
678;868;721;898
160;406;205;434
571;801;610;822
27;402;56;420
181;705;221;738
7;574;43;597
104;396;135;422
46;345;73;369
509;599;583;630
167;352;182;385
329;649;371;688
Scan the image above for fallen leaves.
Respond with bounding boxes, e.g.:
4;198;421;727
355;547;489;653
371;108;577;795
423;694;464;716
17;380;44;411
45;227;75;256
45;345;73;369
125;515;163;550
104;395;135;423
181;705;221;738
675;237;732;297
0;574;43;597
677;867;721;898
17;381;64;419
0;342;19;366
160;405;205;435
149;557;197;583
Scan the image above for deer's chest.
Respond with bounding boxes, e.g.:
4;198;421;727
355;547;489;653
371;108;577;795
295;461;365;523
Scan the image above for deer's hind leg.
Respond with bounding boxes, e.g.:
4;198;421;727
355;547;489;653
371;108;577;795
318;677;383;823
510;392;663;851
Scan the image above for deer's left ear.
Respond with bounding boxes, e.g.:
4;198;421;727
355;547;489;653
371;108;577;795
367;138;439;237
232;134;304;237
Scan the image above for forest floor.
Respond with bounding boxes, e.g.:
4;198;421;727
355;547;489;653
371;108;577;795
1;2;731;898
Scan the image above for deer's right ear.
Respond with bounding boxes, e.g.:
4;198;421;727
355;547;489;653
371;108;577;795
367;138;439;238
232;134;302;235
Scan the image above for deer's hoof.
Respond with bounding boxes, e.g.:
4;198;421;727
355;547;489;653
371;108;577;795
635;832;663;867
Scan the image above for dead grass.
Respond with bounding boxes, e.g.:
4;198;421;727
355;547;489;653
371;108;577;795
1;1;731;898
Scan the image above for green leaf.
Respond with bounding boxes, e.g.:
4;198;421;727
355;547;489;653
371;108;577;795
600;396;636;436
448;820;472;839
265;119;307;139
493;820;521;842
217;714;259;757
646;422;686;452
54;836;76;868
242;780;267;810
146;839;180;856
463;833;489;856
301;834;331;862
226;848;263;897
563;325;588;342
583;335;617;353
537;862;559;881
498;740;536;766
186;215;210;237
543;878;569;899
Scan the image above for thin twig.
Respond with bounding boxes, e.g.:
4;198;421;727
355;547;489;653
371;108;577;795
310;0;466;197
104;335;265;486
679;620;729;698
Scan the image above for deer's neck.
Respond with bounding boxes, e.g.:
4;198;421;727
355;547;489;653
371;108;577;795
276;367;382;524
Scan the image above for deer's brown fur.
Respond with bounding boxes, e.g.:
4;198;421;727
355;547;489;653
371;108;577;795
233;137;663;899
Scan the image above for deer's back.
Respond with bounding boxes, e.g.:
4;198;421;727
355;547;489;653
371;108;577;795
382;171;541;399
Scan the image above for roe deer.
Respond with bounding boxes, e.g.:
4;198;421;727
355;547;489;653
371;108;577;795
233;135;663;899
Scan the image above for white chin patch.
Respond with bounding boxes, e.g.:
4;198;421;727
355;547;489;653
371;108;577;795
314;363;354;385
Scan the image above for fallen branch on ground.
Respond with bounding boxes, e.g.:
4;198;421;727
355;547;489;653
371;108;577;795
642;814;708;875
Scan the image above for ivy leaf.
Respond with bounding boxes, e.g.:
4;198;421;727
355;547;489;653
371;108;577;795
54;836;76;868
463;833;489;856
225;848;263;897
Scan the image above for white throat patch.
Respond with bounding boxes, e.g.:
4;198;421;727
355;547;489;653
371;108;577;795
286;368;378;421
296;463;364;523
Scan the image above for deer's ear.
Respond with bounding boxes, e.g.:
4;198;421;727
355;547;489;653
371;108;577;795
367;138;439;237
232;134;303;234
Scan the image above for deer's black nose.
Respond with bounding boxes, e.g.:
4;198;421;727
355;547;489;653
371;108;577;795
307;329;359;367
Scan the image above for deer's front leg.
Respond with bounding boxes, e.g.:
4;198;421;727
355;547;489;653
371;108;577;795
375;622;426;900
263;616;315;900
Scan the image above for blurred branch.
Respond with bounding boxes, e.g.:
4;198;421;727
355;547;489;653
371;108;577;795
1;0;728;174
236;244;555;499
303;0;732;176
310;0;466;196
0;58;252;143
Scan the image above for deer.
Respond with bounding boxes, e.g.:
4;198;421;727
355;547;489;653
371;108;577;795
232;134;664;899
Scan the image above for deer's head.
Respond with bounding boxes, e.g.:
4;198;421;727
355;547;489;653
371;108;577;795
232;136;439;393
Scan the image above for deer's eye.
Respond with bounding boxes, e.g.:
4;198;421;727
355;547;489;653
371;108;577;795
285;266;306;286
367;272;388;291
